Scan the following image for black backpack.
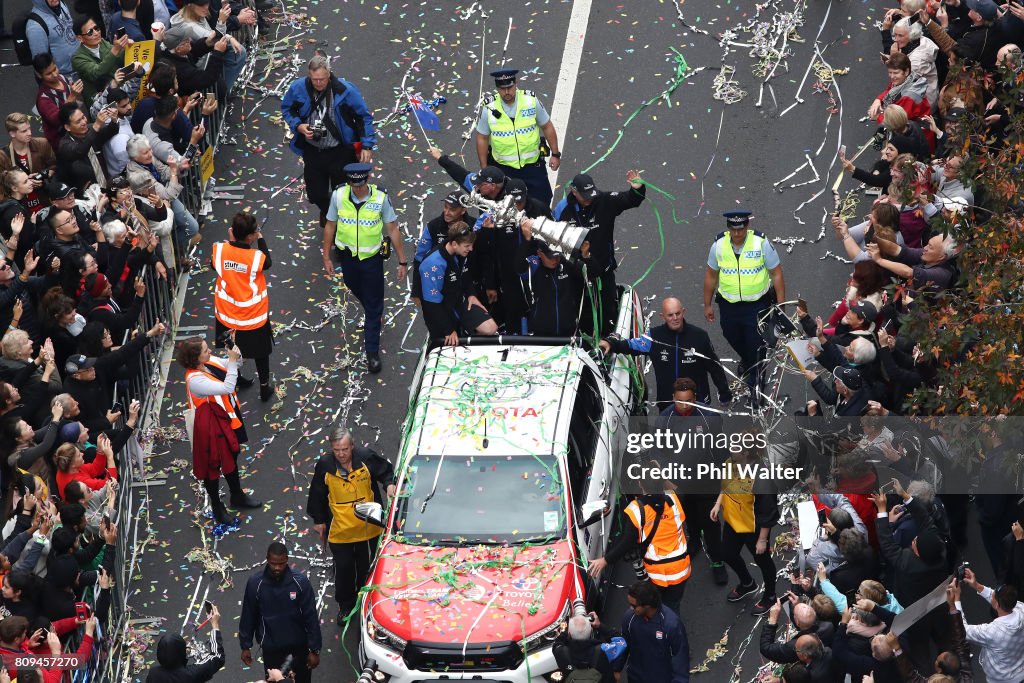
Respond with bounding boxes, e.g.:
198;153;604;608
13;11;49;66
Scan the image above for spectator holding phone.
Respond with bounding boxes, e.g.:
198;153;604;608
164;0;247;92
71;17;132;108
146;605;225;683
107;0;148;42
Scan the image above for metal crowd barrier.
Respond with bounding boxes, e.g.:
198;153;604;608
76;11;263;681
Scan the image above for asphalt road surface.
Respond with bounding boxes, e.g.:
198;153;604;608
0;0;999;681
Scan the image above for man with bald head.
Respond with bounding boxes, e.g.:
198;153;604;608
794;634;837;683
761;598;836;665
600;297;732;411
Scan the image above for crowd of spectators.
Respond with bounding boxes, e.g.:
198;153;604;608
0;0;260;675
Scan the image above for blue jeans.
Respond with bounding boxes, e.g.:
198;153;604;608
171;197;199;243
222;44;248;93
337;251;384;353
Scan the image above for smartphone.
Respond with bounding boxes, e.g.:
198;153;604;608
111;401;124;415
115;26;127;39
203;600;213;615
102;513;111;528
817;508;828;525
75;602;90;621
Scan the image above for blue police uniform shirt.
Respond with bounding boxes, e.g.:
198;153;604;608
326;189;398;223
705;234;780;271
476;93;551;135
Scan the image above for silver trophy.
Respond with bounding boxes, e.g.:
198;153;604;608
459;190;589;257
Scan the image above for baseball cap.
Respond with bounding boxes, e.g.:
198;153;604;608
505;178;528;203
570;173;599;200
86;272;110;298
65;354;97;375
832;366;863;391
848;300;878;323
965;0;998;21
475;166;505;185
47;180;76;200
443;190;466;206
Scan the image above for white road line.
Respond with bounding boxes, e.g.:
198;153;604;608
547;0;592;195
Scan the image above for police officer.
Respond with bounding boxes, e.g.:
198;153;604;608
702;211;785;396
418;222;498;345
281;54;376;228
476;68;561;207
411;190;476;304
212;212;274;402
600;297;732;410
554;170;646;336
321;163;407;374
306;427;396;625
516;219;586;336
588;482;692;615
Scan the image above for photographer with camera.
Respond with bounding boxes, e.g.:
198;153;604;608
282;54;377;229
177;335;262;525
1;115;56;216
146;605;225;682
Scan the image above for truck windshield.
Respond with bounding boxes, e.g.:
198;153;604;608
393;454;566;545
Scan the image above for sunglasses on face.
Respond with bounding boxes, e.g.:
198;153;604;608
80;26;100;35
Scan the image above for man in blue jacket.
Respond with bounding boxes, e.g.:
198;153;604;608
617;580;690;683
239;542;322;683
281;54;376;228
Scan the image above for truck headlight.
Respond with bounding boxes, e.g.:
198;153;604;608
519;602;570;655
365;612;407;652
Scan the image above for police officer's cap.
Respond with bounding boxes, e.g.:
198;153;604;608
490;69;520;87
443;190;466;206
723;210;753;228
475;166;505;185
344;162;372;186
505;178;528;203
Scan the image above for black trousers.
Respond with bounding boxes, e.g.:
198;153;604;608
263;645;311;683
580;270;619;337
720;523;777;600
329;537;379;612
303;144;355;223
683;494;723;564
658;580;687;617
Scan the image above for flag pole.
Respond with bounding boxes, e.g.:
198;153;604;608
404;90;434;148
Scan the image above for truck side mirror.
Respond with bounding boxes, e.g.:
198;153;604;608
579;500;609;528
354;502;386;528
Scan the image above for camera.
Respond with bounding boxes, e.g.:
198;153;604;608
309;120;326;141
871;126;888;150
216;329;235;350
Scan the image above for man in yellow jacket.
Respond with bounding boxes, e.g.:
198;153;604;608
306;426;396;625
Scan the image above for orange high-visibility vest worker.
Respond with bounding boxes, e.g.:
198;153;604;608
212;242;269;330
186;358;242;430
623;491;691;587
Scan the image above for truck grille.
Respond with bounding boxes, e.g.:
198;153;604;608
403;640;524;673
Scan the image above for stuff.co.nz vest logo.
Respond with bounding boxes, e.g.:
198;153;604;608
222;260;250;273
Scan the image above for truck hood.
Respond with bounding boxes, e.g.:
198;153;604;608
366;540;578;643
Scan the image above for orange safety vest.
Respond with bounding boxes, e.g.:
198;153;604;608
624;491;691;587
212;242;268;330
185;358;242;430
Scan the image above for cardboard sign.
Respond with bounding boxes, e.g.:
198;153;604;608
200;145;214;187
890;575;954;636
125;40;157;105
